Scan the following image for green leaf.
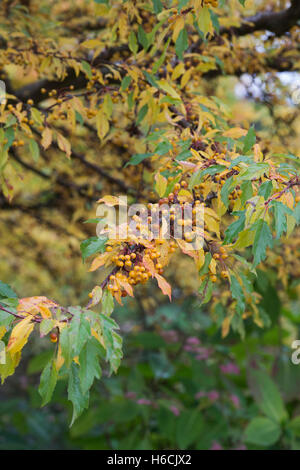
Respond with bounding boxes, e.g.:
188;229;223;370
128;31;138;55
143;70;158;88
137;26;149;51
0;309;14;329
178;0;189;12
230;275;245;314
155;140;172;155
198;279;213;304
67;307;91;356
224;211;245;244
136;104;148;125
199;253;212;276
244;417;281;447
68;362;89;426
125;152;153;167
242;126;256;153
189;165;226;189
252;219;273;267
294;202;300;224
38;359;58;406
271;201;293;239
80;236;107;262
152;0;163;14
288;416;300;437
209;8;220;33
78;337;103;394
258;180;273;200
221;176;234;207
175;28;188;60
120;75;131;91
102;290;114;316
99;314;122;373
240;180;253;205
176;409;204;449
229;155;253;168
239;163;269;181
29;139;40;162
39;319;55;337
81;60;92;79
250;369;288;423
0;281;17;299
152;37;170;74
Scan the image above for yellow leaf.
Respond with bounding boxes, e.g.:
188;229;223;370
7;316;35;354
197;6;213;36
41;127;52;150
39;305;52;319
181;69;192;88
172;17;185;42
57;133;71;158
55;345;65;371
171;62;185;81
81;39;102;48
96;109;109;140
0;326;6;341
177;189;193;203
17;296;58;317
88;286;103;307
158;79;182;101
222;315;232;338
97;195;127;206
223;127;247;139
205;214;220;238
155;173;167;197
0;351;21;384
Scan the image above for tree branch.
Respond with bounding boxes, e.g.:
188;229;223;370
220;0;300;37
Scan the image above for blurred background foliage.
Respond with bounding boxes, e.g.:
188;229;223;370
0;263;300;450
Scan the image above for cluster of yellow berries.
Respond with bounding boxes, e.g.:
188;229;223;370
11;139;25;147
203;0;218;7
104;240;178;298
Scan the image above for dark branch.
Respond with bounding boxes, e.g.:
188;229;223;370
220;0;300;37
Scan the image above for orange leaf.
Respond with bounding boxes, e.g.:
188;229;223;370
89;253;109;272
155;273;172;300
57;133;71;158
118;278;134;297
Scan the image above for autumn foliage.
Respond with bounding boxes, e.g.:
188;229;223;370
0;0;299;433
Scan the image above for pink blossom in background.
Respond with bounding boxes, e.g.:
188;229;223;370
207;390;220;401
136;398;152;406
160;330;179;343
230;394;240;409
194;347;211;360
220;362;240;375
186;336;200;345
210;441;223;450
125;391;137;400
183;344;196;352
169;405;180;416
195;390;220;401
